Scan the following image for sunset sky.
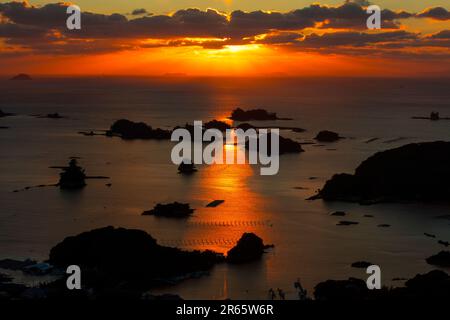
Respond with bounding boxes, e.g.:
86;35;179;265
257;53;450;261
0;0;449;76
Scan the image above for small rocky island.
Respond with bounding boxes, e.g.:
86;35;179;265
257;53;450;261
312;141;450;203
227;233;272;264
178;161;197;174
47;226;224;296
412;111;450;121
246;133;304;154
142;202;194;218
107;119;171;140
230;108;291;121
426;251;450;267
0;109;14;117
10;73;32;80
58;159;86;189
315;130;343;142
204;119;231;131
1;226;449;301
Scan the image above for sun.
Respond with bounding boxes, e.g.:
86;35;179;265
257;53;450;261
223;44;261;53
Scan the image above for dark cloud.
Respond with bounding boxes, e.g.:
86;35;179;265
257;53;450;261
131;8;148;16
0;1;417;40
429;30;450;39
0;1;448;58
346;0;371;6
417;7;450;20
0;22;47;38
258;32;304;44
292;30;418;48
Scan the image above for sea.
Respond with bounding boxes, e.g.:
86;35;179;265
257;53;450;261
0;76;449;299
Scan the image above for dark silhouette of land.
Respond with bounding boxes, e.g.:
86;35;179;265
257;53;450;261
227;233;273;264
0;109;15;117
426;251;450;267
58;159;86;189
178;161;197;174
315;130;343;142
0;227;449;301
142;202;194;218
311;141;450;204
412;111;450;121
107;119;172;139
246;132;304;154
230;108;292;121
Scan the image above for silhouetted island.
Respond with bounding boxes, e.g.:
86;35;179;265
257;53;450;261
142;202;194;218
48;226;224;297
10;73;32;80
227;233;272;264
246;133;304;154
412;111;450;121
336;220;358;226
426;251;450;267
315;130;342;142
236;123;255;130
107;119;171;140
178;161;197;174
230;108;292;121
45;112;64;119
314;270;450;301
311;141;450;203
204;119;231;131
0;109;14;117
58;159;86;189
235;122;306;133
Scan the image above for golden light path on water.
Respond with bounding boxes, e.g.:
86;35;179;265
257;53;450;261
179;141;272;254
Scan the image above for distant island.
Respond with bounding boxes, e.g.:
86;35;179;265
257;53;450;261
10;73;32;80
311;141;450;204
229;108;292;121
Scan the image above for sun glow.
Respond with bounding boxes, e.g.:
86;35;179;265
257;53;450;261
222;44;261;53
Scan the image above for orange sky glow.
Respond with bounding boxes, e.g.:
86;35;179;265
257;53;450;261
0;1;449;77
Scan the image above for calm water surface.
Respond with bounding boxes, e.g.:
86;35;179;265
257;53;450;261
0;77;449;299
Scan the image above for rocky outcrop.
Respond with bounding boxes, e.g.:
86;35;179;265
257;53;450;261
178;161;197;174
108;119;171;140
314;277;369;301
426;251;450;267
49;226;224;292
336;220;358;226
142;202;194;218
278;135;304;154
330;211;346;216
315;130;342;142
246;133;304;155
314;270;450;301
226;233;271;264
59;159;86;189
236;123;255;131
230;108;291;121
204;120;231;131
0;109;14;118
313;141;450;203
